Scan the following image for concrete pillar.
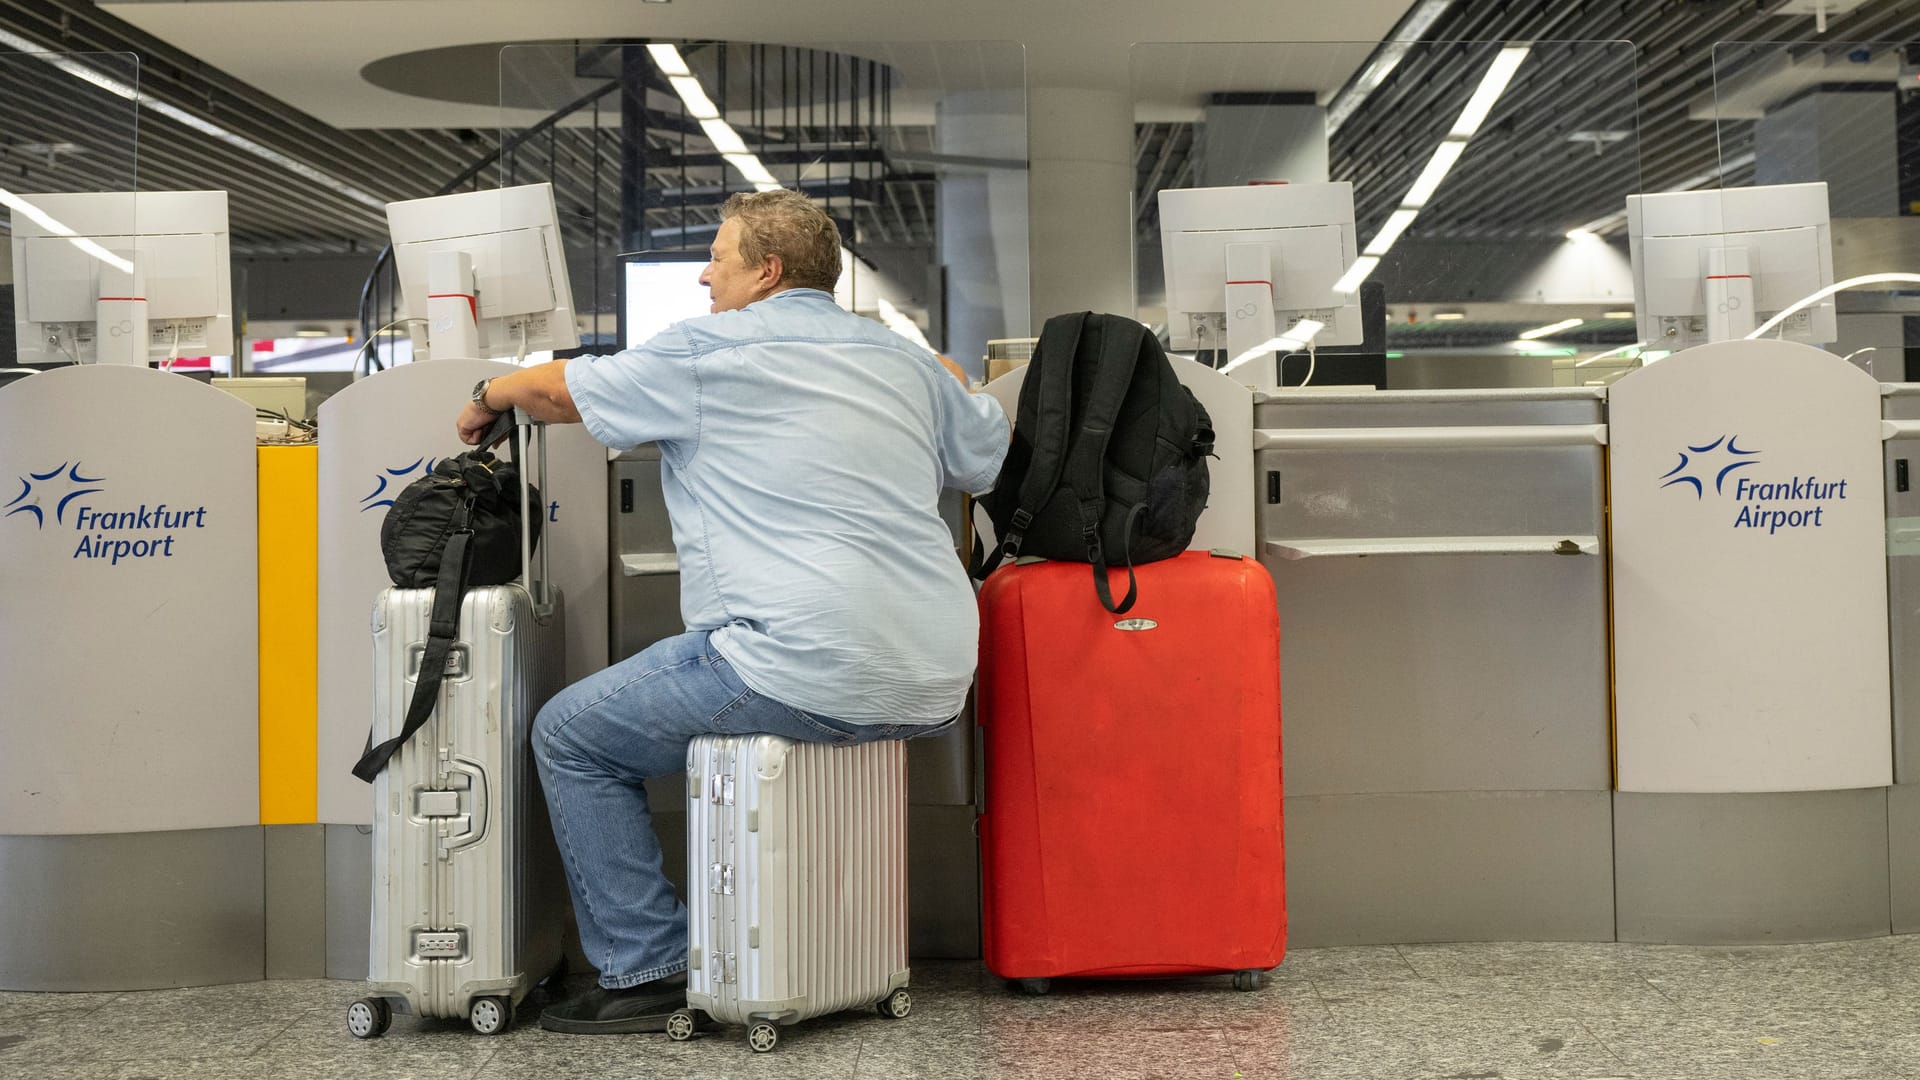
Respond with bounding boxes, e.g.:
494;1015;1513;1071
937;90;1031;378
1028;86;1134;327
1200;93;1329;187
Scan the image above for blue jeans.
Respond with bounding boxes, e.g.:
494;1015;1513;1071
531;629;942;989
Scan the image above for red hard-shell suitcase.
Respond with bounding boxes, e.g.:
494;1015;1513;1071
976;549;1285;991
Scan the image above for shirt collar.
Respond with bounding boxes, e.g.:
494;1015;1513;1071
753;287;835;307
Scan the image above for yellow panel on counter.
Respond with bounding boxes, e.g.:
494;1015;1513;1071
258;444;318;823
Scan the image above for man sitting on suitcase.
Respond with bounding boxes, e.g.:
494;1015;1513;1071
455;188;1008;1034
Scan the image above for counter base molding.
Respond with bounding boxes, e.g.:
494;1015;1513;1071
0;828;264;991
1893;785;1920;935
1283;791;1615;947
323;824;372;981
1615;789;1889;945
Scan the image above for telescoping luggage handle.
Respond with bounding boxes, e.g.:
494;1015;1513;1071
350;408;549;784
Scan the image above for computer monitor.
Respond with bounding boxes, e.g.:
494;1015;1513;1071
619;251;711;349
387;182;580;361
8;190;233;367
1158;182;1364;387
1627;181;1836;349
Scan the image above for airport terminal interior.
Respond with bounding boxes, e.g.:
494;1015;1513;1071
10;0;1920;1076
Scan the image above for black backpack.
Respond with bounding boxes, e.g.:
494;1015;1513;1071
976;311;1214;613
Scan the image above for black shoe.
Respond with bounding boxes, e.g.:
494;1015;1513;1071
538;976;689;1034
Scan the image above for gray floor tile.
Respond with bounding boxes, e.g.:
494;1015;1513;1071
1317;973;1672;1027
974;1021;1238;1080
21;941;1920;1079
1582;1006;1898;1079
1396;941;1648;980
1279;946;1421;982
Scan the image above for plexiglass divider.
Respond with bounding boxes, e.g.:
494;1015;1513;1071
1131;41;1641;391
499;40;1028;376
0;51;142;368
1711;40;1918;378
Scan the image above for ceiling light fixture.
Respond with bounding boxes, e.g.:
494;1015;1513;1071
0;28;387;211
1339;45;1532;294
1325;0;1456;136
1518;317;1584;340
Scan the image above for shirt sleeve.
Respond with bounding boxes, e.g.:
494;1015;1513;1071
930;371;1010;495
563;326;701;453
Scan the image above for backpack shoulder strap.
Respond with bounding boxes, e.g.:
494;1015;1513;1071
353;506;476;784
1061;317;1148;613
976;312;1089;575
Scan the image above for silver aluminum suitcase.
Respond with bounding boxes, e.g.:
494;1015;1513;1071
674;734;912;1053
347;418;568;1039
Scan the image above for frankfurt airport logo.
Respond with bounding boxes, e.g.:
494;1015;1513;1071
5;460;104;528
1659;435;1849;534
5;460;209;563
361;457;436;513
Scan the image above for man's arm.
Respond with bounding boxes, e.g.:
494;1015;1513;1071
456;358;582;444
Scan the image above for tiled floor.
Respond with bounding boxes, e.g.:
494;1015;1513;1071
5;938;1920;1079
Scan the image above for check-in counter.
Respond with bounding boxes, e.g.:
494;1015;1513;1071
1885;385;1920;932
1607;341;1891;944
0;367;262;990
1254;388;1613;946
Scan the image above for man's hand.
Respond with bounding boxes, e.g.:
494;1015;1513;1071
452;359;581;444
457;401;499;445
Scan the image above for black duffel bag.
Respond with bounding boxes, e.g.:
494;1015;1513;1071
353;412;541;783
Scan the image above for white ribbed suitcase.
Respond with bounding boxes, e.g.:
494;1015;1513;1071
347;418;568;1040
674;734;912;1053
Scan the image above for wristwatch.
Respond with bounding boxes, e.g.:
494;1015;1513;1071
471;378;501;415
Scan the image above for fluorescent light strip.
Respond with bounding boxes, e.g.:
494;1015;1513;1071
1402;140;1466;208
0;31;388;211
700;118;748;156
669;76;720;120
0;187;135;273
1221;319;1325;375
1344;48;1532;292
652;51;788;195
1364;208;1419;257
1519;317;1583;340
645;43;691;77
1333;255;1380;295
1324;0;1456;136
1449;46;1532;138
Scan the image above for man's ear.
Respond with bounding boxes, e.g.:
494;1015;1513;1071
759;253;785;290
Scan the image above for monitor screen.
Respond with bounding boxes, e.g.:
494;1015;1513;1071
621;253;711;350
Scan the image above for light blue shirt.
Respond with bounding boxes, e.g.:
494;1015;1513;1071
565;288;1009;724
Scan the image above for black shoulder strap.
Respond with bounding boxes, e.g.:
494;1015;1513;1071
1063;318;1147;614
974;312;1088;577
353;509;475;784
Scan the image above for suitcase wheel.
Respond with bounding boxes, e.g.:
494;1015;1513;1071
666;1009;699;1041
468;995;513;1036
1232;969;1267;992
747;1021;780;1053
346;997;391;1040
1013;978;1052;996
876;987;912;1019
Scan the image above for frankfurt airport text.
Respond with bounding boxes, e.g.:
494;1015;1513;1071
1731;475;1846;534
